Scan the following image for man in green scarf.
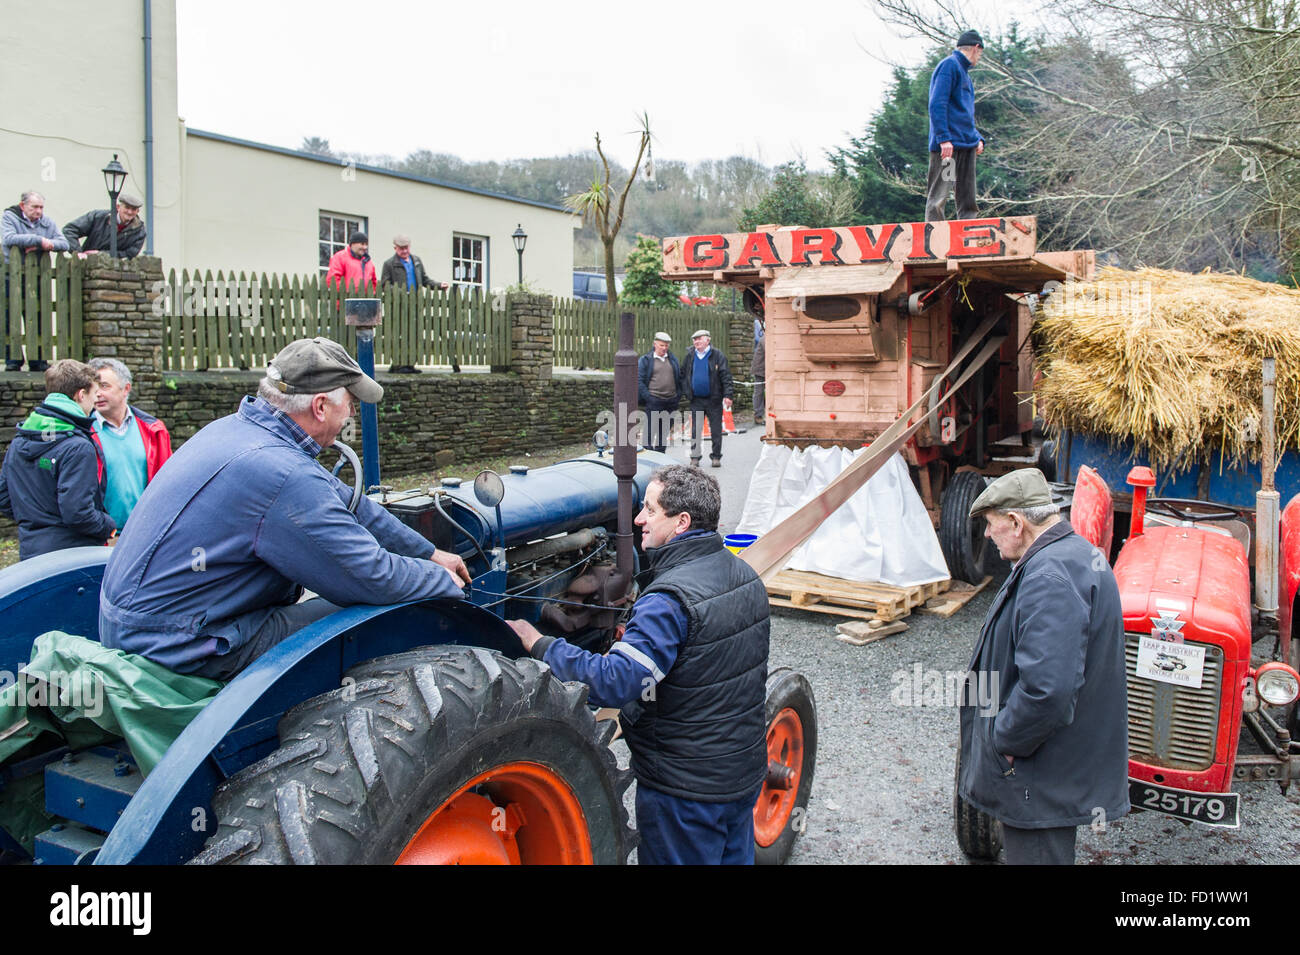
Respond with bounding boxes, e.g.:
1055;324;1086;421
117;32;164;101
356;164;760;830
0;359;116;558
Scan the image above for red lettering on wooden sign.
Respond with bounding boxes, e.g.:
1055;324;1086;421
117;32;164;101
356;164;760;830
845;224;902;262
789;229;844;266
734;232;781;268
948;219;1006;257
683;235;727;269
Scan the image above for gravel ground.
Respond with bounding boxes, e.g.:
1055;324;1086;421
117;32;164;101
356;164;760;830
624;417;1300;865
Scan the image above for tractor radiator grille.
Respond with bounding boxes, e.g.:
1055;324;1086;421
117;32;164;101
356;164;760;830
1125;634;1222;771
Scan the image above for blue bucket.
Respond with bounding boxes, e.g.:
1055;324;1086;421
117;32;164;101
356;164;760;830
723;533;758;555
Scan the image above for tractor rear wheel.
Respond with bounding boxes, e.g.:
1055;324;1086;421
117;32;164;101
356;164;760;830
190;646;635;865
940;470;992;584
754;668;817;866
953;748;1002;861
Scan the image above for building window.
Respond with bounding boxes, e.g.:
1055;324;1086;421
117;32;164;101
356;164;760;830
452;233;487;293
319;211;369;276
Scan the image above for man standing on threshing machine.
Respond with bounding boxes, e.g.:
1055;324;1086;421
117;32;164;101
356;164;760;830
98;338;470;681
957;469;1129;864
507;465;770;864
925;30;985;222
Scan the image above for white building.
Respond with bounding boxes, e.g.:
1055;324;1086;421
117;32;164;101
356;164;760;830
0;1;576;295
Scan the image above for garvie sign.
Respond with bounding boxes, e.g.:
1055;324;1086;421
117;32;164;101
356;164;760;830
661;217;1037;277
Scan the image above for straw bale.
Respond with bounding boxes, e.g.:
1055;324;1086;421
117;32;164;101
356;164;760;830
1032;267;1300;472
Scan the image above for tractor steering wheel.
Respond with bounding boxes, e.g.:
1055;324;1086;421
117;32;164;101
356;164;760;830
330;440;364;513
1145;497;1244;523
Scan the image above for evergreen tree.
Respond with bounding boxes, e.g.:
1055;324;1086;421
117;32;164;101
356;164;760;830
621;236;683;308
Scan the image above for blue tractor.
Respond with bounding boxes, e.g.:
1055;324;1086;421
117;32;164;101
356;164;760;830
0;318;817;866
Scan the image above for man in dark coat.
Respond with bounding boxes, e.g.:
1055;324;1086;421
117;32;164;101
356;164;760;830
679;329;733;468
379;235;448;292
956;468;1129;864
637;331;681;453
507;465;770;864
0;359;116;559
62;193;148;259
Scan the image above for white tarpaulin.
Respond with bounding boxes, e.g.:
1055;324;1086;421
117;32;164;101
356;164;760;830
736;444;950;587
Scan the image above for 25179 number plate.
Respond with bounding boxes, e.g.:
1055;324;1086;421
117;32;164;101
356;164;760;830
1129;779;1240;828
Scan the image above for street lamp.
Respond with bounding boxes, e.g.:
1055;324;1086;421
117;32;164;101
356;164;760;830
102;154;128;260
512;224;527;285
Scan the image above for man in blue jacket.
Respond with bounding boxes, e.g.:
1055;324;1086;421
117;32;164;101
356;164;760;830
507;465;770;864
99;337;470;680
637;332;681;453
0;360;116;559
926;30;986;222
956;469;1129;864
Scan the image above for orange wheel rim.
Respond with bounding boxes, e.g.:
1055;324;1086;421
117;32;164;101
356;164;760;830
396;761;593;865
754;707;803;847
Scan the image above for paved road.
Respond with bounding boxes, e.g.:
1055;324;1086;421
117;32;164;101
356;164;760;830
639;420;1300;864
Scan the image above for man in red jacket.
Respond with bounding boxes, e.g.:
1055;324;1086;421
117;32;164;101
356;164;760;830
326;231;377;290
88;357;172;531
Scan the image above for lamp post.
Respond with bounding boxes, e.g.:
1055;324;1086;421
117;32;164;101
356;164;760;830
512;224;527;285
102;154;128;260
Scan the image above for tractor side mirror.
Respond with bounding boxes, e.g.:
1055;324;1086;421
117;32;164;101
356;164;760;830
473;469;505;509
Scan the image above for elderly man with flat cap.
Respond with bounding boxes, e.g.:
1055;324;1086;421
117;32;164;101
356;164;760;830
956;468;1128;864
99;337;470;680
63;193;148;259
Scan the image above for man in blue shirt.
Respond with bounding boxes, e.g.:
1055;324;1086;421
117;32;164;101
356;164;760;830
99;337;470;680
925;29;985;222
508;465;770;864
380;235;450;373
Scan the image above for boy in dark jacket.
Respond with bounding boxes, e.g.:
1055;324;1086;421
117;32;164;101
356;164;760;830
0;360;116;559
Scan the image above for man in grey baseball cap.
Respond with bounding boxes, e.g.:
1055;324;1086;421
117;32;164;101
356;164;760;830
955;467;1128;865
100;336;470;680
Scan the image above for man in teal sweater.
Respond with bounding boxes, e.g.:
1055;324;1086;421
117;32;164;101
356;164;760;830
88;358;172;531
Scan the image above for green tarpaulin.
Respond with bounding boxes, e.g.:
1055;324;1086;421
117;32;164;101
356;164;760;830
0;631;223;855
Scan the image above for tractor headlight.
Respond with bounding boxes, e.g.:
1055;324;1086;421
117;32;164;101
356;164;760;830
1254;663;1300;706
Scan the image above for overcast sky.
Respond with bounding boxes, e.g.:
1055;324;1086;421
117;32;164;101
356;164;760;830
175;0;972;171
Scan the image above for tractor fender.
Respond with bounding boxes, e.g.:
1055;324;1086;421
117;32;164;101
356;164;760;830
1069;464;1114;557
0;547;109;678
95;598;518;865
1280;495;1300;665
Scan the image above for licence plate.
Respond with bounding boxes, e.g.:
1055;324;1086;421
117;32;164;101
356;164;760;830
1129;778;1240;828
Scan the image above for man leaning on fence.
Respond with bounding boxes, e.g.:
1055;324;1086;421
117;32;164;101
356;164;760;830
381;235;450;373
62;193;147;259
3;191;69;371
0;359;116;559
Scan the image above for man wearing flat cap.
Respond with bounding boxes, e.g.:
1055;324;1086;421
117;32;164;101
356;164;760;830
63;193;148;259
956;468;1128;864
926;29;986;222
637;331;681;454
679;329;733;468
99;337;470;679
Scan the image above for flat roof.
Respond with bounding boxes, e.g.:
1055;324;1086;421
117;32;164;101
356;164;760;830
186;128;573;215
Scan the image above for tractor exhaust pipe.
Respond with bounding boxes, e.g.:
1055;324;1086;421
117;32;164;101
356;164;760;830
612;312;638;598
1257;357;1280;616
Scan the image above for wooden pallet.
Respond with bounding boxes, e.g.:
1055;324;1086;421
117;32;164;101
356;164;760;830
765;570;950;622
916;575;993;618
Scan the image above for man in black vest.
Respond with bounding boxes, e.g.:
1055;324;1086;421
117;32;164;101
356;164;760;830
508;464;770;864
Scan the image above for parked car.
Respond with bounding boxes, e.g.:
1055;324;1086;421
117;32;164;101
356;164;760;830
573;271;624;302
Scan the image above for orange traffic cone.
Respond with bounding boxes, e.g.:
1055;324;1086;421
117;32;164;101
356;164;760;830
701;410;739;439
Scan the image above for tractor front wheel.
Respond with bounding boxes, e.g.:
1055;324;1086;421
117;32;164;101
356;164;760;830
190;646;635;865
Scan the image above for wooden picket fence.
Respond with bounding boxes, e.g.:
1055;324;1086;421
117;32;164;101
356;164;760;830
552;298;739;369
159;270;509;372
1;252;84;364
